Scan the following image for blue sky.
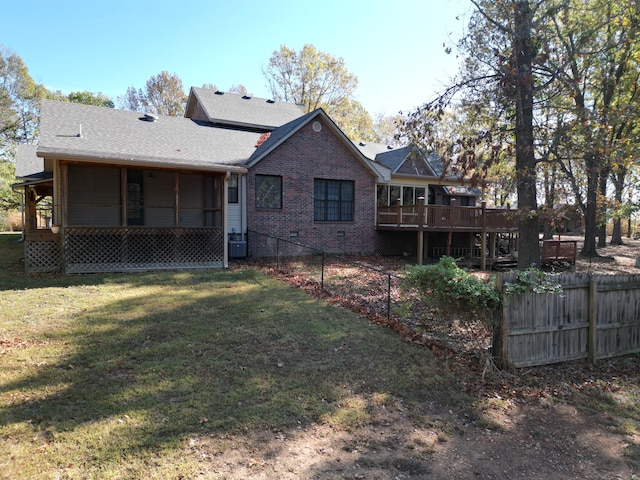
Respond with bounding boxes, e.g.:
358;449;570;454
4;0;472;116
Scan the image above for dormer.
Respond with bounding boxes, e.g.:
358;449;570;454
185;87;304;132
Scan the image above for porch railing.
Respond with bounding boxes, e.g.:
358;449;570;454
376;202;517;231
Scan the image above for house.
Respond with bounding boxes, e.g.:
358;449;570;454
355;142;516;263
14;87;516;274
15;89;386;273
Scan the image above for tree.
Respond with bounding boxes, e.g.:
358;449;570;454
118;71;186;116
0;46;47;213
399;1;541;268
537;0;640;255
330;98;375;142
228;84;250;96
372;113;404;146
511;0;540;267
0;159;20;210
402;0;640;265
263;44;374;140
0;45;45;155
67;91;114;108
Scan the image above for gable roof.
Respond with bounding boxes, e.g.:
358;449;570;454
36;100;262;172
185;87;304;131
244;108;387;182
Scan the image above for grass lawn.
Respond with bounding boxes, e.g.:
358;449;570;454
0;233;463;479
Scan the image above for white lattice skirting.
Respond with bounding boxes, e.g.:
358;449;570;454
62;227;225;273
21;227;224;274
25;241;62;273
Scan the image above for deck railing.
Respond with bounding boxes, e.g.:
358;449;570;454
376;202;517;231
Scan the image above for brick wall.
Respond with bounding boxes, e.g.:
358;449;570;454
247;117;376;256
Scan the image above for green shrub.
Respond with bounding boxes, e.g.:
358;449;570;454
403;256;500;327
504;265;564;296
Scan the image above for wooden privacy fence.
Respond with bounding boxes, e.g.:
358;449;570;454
495;272;640;368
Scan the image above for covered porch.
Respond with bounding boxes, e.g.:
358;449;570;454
19;161;232;274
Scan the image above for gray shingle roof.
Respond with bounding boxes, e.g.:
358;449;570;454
375;146;417;173
187;87;304;130
243;108;386;182
355;141;397;161
15;144;44;178
247;109;319;164
37;100;263;171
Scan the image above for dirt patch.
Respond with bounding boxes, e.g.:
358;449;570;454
184;393;635;479
217;239;640;479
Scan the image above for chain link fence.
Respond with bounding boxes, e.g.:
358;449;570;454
244;230;496;368
246;230;403;320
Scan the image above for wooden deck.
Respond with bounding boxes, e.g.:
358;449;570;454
376;203;517;232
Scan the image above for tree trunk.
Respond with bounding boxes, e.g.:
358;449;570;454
581;152;600;257
610;167;628;245
610;185;625;245
514;1;540;268
542;163;556;240
597;166;609;247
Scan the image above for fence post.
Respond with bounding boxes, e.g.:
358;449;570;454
276;237;280;270
493;273;512;369
321;251;325;289
588;276;598;364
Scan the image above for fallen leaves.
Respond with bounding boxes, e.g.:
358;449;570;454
0;337;51;355
253;256;640;406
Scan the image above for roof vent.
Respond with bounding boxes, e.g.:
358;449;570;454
215;90;224;95
266;99;275;104
242;95;252;100
141;113;159;122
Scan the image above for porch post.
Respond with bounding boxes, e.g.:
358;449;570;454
223;171;229;268
481;201;487;270
446;198;455;256
417;196;425;265
490;232;497;261
26;188;37;233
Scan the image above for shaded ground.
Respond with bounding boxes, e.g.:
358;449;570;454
213;238;640;479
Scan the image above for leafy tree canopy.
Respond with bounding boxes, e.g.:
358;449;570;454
0;159;20;210
263;44;374;141
66;91;114;108
0;45;46;156
118;71;187;116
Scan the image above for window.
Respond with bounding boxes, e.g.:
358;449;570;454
376;185;389;206
314;179;354;222
255;174;282;209
228;173;239;203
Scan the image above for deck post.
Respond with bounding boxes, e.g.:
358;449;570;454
417;196;425;265
446;199;456;257
481;201;487;270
